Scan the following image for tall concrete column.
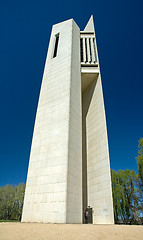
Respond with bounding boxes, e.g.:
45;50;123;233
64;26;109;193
22;19;82;223
84;75;114;224
81;15;114;224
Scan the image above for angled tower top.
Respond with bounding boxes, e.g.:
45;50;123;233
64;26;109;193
84;15;95;32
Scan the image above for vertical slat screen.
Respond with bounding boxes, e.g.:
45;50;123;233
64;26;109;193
80;37;97;64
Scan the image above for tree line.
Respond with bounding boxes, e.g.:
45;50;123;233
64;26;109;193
0;183;25;221
0;138;142;223
111;138;143;224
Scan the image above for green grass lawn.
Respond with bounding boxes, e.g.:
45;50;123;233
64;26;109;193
0;220;20;222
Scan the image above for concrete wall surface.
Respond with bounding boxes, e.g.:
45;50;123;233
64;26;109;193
84;75;114;224
22;19;82;223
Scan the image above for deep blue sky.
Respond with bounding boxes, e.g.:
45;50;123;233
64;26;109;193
0;0;143;186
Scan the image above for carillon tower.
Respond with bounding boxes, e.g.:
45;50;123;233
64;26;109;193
22;16;114;224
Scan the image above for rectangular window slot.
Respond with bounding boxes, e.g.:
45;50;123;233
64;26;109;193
89;38;92;63
80;38;84;62
85;38;88;62
53;34;59;58
93;38;97;63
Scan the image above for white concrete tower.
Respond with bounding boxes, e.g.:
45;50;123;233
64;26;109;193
22;16;114;224
81;16;114;224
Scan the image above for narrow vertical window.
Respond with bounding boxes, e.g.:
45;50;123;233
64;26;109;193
89;38;92;63
53;33;59;58
80;38;84;62
93;38;97;63
85;38;88;62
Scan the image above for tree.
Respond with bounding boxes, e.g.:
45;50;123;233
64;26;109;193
15;183;25;220
137;138;143;188
0;183;25;221
0;185;16;220
111;138;143;225
136;138;143;217
111;169;141;224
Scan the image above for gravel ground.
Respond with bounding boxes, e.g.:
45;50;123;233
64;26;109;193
0;223;143;240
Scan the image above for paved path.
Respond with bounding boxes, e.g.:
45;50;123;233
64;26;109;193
0;223;143;240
